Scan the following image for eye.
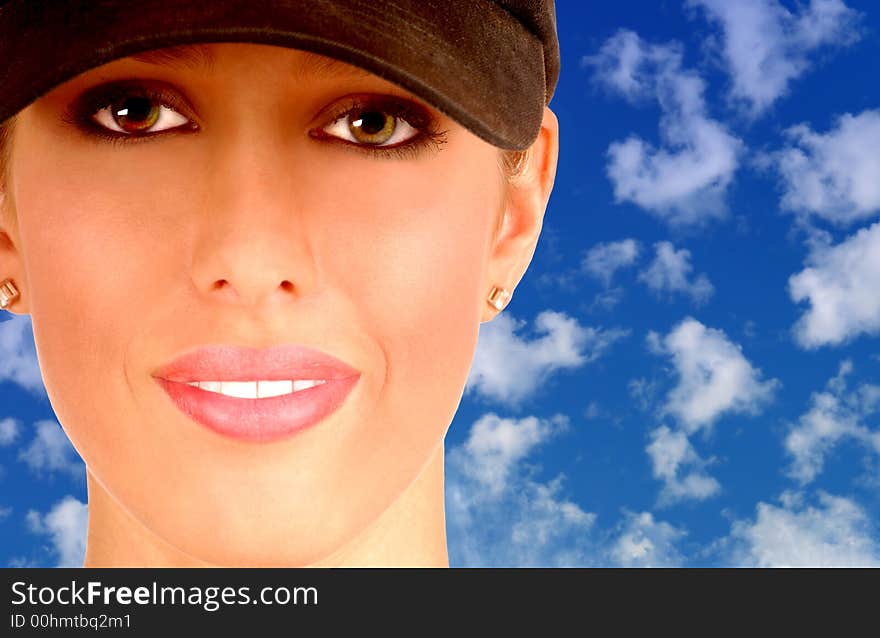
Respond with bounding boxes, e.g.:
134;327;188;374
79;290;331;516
320;105;419;147
61;80;198;142
310;95;446;154
93;92;190;136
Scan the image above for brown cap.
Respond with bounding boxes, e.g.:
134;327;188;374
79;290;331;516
0;0;559;150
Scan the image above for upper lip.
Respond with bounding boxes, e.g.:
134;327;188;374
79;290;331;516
152;344;361;383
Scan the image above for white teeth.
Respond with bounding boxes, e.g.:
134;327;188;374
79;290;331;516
293;379;323;392
185;379;326;398
218;381;261;399
258;380;294;398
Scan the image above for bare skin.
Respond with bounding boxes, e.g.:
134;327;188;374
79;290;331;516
0;42;559;567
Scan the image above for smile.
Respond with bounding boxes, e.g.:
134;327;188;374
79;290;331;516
152;343;362;442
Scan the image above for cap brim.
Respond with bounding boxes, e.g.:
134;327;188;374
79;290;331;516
0;0;546;150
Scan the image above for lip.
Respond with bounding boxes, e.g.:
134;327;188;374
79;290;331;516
152;344;361;443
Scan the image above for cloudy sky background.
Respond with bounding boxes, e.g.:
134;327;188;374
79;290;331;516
3;0;880;566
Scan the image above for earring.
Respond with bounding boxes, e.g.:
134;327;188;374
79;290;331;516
0;278;19;310
486;285;511;311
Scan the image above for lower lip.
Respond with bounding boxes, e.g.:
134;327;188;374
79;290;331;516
154;376;360;443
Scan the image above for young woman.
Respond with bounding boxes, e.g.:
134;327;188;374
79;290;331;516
0;0;560;567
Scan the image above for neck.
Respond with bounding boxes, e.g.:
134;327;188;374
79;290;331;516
83;442;449;568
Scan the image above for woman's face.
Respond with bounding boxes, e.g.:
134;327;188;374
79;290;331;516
3;42;511;564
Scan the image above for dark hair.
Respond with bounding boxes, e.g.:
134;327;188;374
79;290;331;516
0;115;14;190
499;148;530;181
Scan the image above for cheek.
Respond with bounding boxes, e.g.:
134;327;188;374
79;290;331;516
13;135;182;468
325;166;496;444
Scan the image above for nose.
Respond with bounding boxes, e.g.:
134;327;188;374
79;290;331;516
189;132;318;309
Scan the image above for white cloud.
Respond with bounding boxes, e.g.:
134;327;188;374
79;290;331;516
649;318;779;432
450;412;569;497
785;359;880;484
628;377;660;412
589;286;626;312
789;220;880;348
0;314;45;396
446;412;598;566
582;239;642;287
584;29;743;226
0;505;11;520
584;27;655;101
609;510;687;567
638;241;714;305
466;310;629;406
0;417;20;446
641;317;776;504
769;110;880;224
724;490;880;567
688;0;862;116
646;424;721;507
506;478;598;557
17;419;85;480
583;401;601;420
26;495;89;567
446;413;692;567
7;556;38;567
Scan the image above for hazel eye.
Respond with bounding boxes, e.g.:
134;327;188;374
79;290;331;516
92;93;190;136
321;107;420;147
61;81;197;142
306;95;449;159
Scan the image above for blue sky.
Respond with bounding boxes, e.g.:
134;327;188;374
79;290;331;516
3;0;880;567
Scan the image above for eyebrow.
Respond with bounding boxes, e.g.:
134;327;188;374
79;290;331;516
129;43;377;81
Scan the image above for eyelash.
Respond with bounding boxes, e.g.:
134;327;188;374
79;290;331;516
60;81;449;160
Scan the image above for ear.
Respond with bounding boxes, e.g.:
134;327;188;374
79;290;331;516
0;184;29;316
480;106;559;323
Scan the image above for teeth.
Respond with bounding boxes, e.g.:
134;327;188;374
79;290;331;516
193;381;222;393
184;379;326;398
293;379;324;392
258;380;293;398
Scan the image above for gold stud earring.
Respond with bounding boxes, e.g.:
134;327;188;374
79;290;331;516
486;285;511;311
0;278;19;310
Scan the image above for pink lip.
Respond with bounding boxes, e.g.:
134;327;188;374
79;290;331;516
152;344;361;443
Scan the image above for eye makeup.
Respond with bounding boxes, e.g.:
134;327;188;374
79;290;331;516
59;78;450;160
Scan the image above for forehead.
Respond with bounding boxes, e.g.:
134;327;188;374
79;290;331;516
124;42;380;83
